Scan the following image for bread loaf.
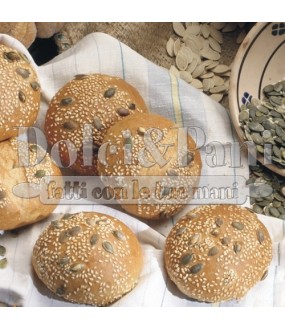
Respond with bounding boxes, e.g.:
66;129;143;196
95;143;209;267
44;74;148;175
32;212;143;306
0;138;62;230
164;205;272;302
98;112;202;220
0;44;41;141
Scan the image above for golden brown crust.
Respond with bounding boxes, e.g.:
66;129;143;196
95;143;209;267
44;74;148;175
0;138;62;230
98;112;202;220
32;212;143;306
164;205;272;303
0;44;41;141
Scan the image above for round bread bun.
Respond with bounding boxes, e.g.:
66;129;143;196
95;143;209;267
164;204;272;303
32;212;143;306
97;112;202;220
44;74;148;175
0;138;62;230
0;44;41;141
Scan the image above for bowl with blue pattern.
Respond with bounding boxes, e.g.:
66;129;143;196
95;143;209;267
229;22;285;176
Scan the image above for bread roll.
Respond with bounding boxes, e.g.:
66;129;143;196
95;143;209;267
164;205;272;302
32;212;143;306
0;44;41;141
44;74;148;175
0;138;62;230
97;112;202;220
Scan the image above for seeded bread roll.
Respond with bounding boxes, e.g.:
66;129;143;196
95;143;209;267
97;112;202;220
32;212;143;306
164;205;272;303
0;44;41;141
0;138;62;230
44;74;148;175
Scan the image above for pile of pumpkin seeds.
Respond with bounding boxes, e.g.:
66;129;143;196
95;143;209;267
0;244;7;269
166;23;246;102
239;80;285;168
248;164;285;220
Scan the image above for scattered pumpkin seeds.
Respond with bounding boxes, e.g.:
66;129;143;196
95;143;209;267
166;23;250;102
239;80;285;169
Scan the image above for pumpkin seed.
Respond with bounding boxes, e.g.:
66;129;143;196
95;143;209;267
231;222;244;230
62;120;78;130
189;263;203;274
257;229;265;244
189;233;201;245
93;117;103;130
166;38;175;57
57;256;69;267
117;108;130;116
4;51;20;61
181;151;194;166
102;241;114;254
128;103;136;110
0;245;6;256
208;246;219;256
90;234;99;246
137;127;146;136
51;220;63;229
167;169;178;176
67;226;81;237
59;231;68;243
215;218;223;227
0;258;7;269
74;74;89;80
248;122;264;132
70;263;85;272
180;253;193;265
104;87;116;98
176;227;186;236
113;230;126;241
260;269;268;281
173;22;186;37
30;81;40;91
221;237;231;245
56;286;65;296
269;207;280;218
35;170;46;178
18;91;26;103
233;242;242;254
60;97;73;106
16;67;30;79
211;228;219;237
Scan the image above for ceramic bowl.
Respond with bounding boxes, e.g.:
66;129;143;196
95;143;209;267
229;22;285;176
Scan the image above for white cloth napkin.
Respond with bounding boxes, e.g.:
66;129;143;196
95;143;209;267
0;32;284;307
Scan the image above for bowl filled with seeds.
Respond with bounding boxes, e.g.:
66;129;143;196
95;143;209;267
229;22;285;176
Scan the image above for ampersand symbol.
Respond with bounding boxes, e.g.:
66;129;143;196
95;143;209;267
138;128;173;168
